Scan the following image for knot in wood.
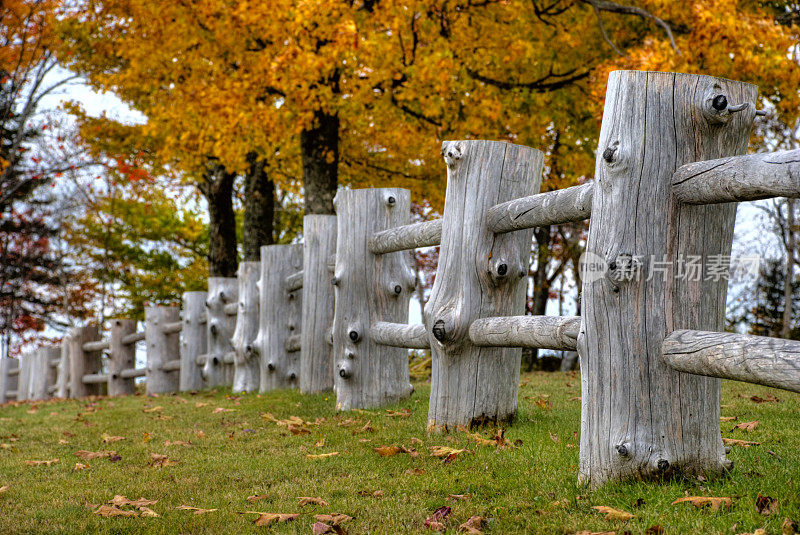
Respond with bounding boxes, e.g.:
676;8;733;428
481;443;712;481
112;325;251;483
656;458;670;472
267;362;275;371
602;146;616;163
712;94;728;111
441;142;463;167
432;319;447;342
615;444;628;457
393;284;403;295
348;330;360;342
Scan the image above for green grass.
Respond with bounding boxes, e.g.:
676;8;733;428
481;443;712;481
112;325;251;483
0;372;798;534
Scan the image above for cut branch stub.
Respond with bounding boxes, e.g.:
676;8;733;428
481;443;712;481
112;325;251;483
232;261;260;393
203;277;238;387
332;188;415;410
425;140;543;432
578;71;757;488
257;244;303;391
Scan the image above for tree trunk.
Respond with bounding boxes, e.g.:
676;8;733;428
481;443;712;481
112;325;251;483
578;71;757;488
243;154;275;261
782;199;795;338
301;110;339;215
200;165;238;277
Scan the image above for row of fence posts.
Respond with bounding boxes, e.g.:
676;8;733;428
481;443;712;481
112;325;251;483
2;71;800;489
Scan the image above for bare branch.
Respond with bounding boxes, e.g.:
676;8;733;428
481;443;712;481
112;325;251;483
581;0;680;54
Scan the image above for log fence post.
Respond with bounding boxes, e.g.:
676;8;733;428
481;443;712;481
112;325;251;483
180;291;207;391
55;336;70;398
232;261;260;392
145;305;181;394
108;319;137;396
203;278;238;387
69;324;102;398
0;357;19;403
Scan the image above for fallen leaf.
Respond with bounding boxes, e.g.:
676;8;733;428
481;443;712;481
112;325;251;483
142;406;162;413
313;522;340;535
406;468;425;475
94;505;138;517
74;463;89;471
74;450;115;461
287;423;310;435
247;494;267;503
0;485;9;493
592;505;634;521
315;438;326;448
143;432;152;443
426;522;445;532
163;440;191;447
723;438;761;448
720;416;737;422
645;525;665;534
411;437;423;445
138;507;160;517
24;459;58;466
756;494;778;516
783;518;799;534
101;433;125;444
314;513;353;525
425;506;452;530
299;497;329;507
733;421;759;432
109;495;158;507
373;445;410;457
245;512;300;527
176;505;218;515
751;394;780;403
672;496;731;511
58;439;69;445
573;531;615;535
447;494;471;501
307;452;339;459
149;453;179;467
212;407;233;414
356;420;375;434
430;446;466;463
195;402;208;408
386;408;412;418
459;515;486;534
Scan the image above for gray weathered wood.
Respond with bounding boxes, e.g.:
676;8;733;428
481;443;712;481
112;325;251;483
55;337;70;398
255;244;303;391
232;261;261;393
120;367;146;379
663;330;800;393
16;352;31;401
332;188;416;410
0;357;19;403
487;182;594;234
161;321;183;335
223;302;238;316
285;334;302;353
367;219;442;255
673;148;800;204
108;319;137;396
145;306;180;394
578;71;757;488
203;277;238;387
31;347;59;400
285;270;304;292
82;373;109;385
160;359;182;372
180;291;207;391
370;322;430;349
69;324;102;397
468;316;580;350
426;140;543;431
83;339;110;352
300;215;337;393
121;331;146;345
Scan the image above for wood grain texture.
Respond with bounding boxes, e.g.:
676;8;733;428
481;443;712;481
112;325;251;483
108;319;137;396
370;322;430;349
673;148;800;204
367;219;442;254
300;215;337;393
469;316;580;350
145;306;180;394
487;182;594;234
30;347;59;400
578;71;757;488
55;338;69;398
425;140;543;432
0;357;19;402
285;270;304;292
663;330;800;393
69;324;102;398
180;292;207;391
256;244;303;391
232;261;261;393
332;188;415;410
17;352;32;401
203;277;238;387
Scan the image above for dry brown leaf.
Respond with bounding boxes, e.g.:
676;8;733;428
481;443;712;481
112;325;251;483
149;453;179;467
733;421;759;432
592;505;634;521
430;446;466;463
314;513;353;526
138;507;160;517
782;518;799;534
756;493;778;516
406;468;425;475
373;445;410;457
386;408;412;418
459;515;486;534
315;438;326;448
109;495;158;508
447;493;471;501
723;438;761;447
307;452;339;459
163;440;191;447
74;450;115;461
94;505;138;517
720;416;738;422
0;485;9;493
245;512;300;526
573;532;615;535
672;496;732;511
313;521;342;535
101;433;125;444
24;459;58;466
142;406;162;413
212;407;234;414
645;526;665;535
176;505;218;514
287;423;310;435
411;437;423;445
58;439;69;445
247;494;267;503
195;402;208;408
298;496;329;507
74;463;89;471
750;394;780;403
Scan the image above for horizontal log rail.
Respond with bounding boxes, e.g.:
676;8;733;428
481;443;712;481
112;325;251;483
469;315;580;350
8;367;19;376
119;367;146;379
370;322;430;349
285;270;304;292
285;334;301;353
82;339;110;352
672;149;800;204
368;219;442;255
82;373;109;385
121;331;146;345
159;359;181;372
486;182;594;234
663;329;800;393
162;321;183;335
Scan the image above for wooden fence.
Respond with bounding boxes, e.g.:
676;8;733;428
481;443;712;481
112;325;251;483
1;70;799;488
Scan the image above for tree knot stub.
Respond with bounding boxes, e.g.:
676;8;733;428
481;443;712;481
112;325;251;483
348;330;360;342
656;458;670;472
602;146;617;163
441;141;463;168
267;362;275;372
432;320;447;342
386;194;396;206
712;94;728;111
497;263;508;276
393;284;402;295
615;444;629;457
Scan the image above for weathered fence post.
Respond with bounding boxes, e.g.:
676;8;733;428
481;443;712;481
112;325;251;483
255;244;303;391
0;357;19;403
145;306;181;394
55;336;70;398
332;188;415;410
30;347;58;400
232;261;260;393
69;324;102;398
578;71;757;487
300;215;337;393
16;352;31;401
203;277;238;387
108;319;137;396
425;140;543;431
180;291;207;391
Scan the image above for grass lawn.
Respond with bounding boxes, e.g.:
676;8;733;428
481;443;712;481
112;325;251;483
0;371;798;534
